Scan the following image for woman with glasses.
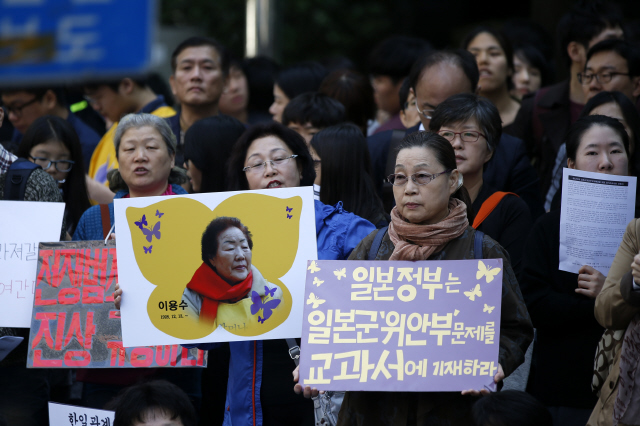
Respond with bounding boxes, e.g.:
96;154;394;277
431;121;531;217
295;130;532;425
193;122;373;425
16;115;90;234
429;94;532;279
520;115;631;426
310;123;388;228
464;27;521;133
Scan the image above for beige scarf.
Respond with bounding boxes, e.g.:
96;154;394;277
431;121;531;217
388;198;468;261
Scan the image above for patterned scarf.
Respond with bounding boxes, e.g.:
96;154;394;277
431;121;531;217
388;198;468;261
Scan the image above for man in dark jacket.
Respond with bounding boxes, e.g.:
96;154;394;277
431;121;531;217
508;1;624;197
368;49;544;219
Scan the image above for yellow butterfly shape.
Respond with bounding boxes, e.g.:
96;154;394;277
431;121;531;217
308;261;321;274
307;293;326;309
312;277;324;287
476;260;501;283
334;268;346;280
483;304;495;314
464;284;482;301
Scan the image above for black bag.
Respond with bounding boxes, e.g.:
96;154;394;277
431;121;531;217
3;159;41;201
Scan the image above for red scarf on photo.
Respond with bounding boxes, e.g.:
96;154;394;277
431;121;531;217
186;262;254;322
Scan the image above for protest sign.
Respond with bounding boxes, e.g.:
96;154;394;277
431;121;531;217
559;168;637;275
48;402;113;426
0;200;65;327
28;241;206;368
114;187;318;347
299;259;503;392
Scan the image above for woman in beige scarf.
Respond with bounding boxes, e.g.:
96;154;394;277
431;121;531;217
295;131;533;425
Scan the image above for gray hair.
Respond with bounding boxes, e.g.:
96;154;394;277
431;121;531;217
114;113;177;158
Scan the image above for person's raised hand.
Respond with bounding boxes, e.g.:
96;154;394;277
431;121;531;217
631;253;640;285
293;365;320;398
576;265;606;299
113;282;122;310
461;363;504;396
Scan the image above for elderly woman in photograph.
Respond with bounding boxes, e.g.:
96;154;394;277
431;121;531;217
182;216;282;326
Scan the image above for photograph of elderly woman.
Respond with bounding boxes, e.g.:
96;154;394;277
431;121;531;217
181;217;283;329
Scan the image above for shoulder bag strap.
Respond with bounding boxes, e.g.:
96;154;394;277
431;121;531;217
472;192;518;229
368;226;388;260
99;204;111;240
474;230;485;260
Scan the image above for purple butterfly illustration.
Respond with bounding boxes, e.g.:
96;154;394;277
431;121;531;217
286;206;292;212
258;316;265;324
143;246;152;254
287;214;292;219
141;222;161;242
134;215;147;230
156;209;164;218
264;286;276;297
250;290;281;322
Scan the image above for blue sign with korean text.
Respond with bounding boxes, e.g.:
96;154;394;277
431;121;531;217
0;0;155;86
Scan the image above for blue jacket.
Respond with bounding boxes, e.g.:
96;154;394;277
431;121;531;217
191;200;375;426
73;184;188;240
367;125;545;219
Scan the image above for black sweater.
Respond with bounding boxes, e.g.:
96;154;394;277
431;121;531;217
520;209;603;408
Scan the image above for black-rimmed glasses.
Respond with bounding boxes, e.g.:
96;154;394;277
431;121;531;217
4;96;42;117
577;71;630;85
30;156;75;172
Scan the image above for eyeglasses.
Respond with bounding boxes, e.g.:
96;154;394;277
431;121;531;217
438;130;486;143
30;156;75;172
243;154;298;173
4;96;42;117
415;103;434;120
577;71;630;85
386;169;452;186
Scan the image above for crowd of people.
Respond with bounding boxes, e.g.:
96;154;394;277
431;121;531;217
2;0;640;425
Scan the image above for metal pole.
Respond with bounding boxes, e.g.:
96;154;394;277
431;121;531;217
245;0;276;58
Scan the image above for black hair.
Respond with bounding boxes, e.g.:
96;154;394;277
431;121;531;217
171;36;229;76
398;78;411;112
368;36;432;83
409;50;479;94
282;93;346;128
502;18;554;62
472;390;552;426
84;77;149;94
429;93;502;154
112;380;197;426
566;114;630;162
227;122;316;190
319;69;376;135
556;0;624;68
183;115;247;193
463;27;515;91
274;62;328;100
513;44;554;88
394;131;475;224
16;115;90;234
243;56;280;113
586;39;640;78
201;217;253;266
1;87;67;107
311;124;387;224
580;90;640;174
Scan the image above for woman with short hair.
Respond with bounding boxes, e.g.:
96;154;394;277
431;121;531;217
429;93;532;278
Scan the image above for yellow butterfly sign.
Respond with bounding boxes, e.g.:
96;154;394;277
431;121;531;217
124;193;303;340
476;260;501;283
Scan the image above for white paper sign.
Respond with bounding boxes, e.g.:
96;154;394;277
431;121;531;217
114;187;318;347
48;402;114;426
0;201;65;327
559;168;636;275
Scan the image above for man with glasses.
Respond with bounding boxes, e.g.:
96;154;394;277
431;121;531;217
509;0;624;198
1;87;100;168
580;39;640;103
368;49;543;219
